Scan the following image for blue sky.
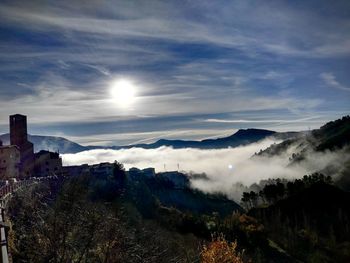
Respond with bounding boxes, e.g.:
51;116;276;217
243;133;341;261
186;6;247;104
0;0;349;145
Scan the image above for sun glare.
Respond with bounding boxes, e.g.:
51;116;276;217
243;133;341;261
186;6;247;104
110;79;137;108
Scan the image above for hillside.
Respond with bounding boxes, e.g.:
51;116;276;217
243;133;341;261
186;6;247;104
254;116;350;191
146;177;243;216
8;162;294;262
312;115;350;151
257;116;350;158
249;182;350;262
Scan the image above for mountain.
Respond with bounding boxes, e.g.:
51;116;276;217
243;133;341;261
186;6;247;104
0;133;87;154
312;115;350;151
255;115;350;191
257;115;350;158
1;128;298;154
119;128;280;150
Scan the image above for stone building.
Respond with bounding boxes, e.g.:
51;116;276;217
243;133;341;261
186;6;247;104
0;145;20;179
62;164;89;177
90;162;114;177
34;150;63;177
128;167;156;180
9;114;34;177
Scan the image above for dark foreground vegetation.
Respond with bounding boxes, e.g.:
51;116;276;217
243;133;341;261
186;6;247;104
7;116;350;263
11;166;350;262
8;165;202;262
8;172;350;261
8;162;294;263
244;174;350;262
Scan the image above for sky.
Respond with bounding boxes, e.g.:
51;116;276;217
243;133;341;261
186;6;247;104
0;0;349;146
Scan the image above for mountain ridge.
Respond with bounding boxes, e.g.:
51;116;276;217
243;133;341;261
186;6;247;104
0;133;86;153
256;115;350;158
0;128;296;154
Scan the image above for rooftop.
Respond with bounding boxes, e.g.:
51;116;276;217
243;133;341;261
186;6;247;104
35;150;60;159
0;145;19;150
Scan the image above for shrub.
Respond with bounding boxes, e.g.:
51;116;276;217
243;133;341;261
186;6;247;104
201;234;244;263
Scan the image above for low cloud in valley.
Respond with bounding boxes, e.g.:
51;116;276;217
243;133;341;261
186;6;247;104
62;138;349;201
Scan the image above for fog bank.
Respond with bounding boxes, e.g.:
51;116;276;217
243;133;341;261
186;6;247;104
62;138;348;201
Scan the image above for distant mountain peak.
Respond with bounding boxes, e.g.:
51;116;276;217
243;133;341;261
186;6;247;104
0;133;87;154
234;128;276;137
0;127;291;154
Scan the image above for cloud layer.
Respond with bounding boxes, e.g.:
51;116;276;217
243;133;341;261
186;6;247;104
62;138;349;201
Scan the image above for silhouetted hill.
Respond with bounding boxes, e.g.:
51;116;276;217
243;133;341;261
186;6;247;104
0;133;87;154
1;128;293;153
254;116;350;192
124;128;278;149
257;115;350;158
312;115;350;151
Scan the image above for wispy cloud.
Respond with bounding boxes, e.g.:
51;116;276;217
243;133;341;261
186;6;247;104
1;1;350;58
205;116;321;124
320;72;350;92
0;0;349;141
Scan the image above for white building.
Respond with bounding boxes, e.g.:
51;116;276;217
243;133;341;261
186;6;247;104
0;145;20;179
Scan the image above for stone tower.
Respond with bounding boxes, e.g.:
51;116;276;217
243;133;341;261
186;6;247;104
9;114;34;177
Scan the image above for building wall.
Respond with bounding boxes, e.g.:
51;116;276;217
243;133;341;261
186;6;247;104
90;162;114;177
128;167;156;180
35;151;63;177
0;146;20;179
9;114;34;178
10;114;28;147
62;164;89;177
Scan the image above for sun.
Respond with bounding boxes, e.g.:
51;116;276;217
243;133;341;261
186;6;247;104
110;79;137;108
